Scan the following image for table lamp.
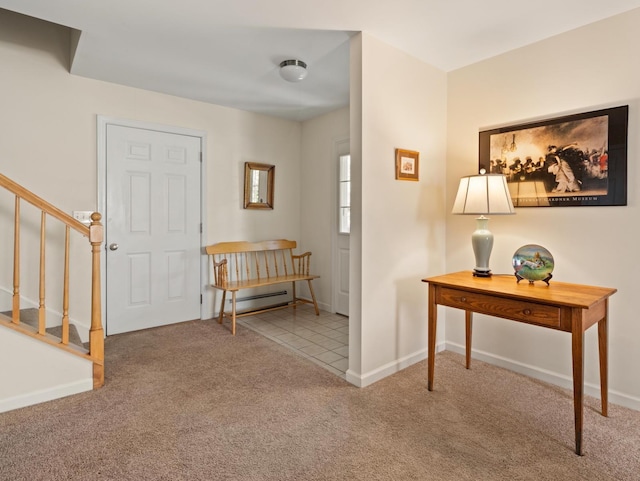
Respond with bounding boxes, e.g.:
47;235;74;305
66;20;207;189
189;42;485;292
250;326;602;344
452;173;515;277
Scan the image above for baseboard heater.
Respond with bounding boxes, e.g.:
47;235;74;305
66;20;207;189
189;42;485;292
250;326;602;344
229;290;288;303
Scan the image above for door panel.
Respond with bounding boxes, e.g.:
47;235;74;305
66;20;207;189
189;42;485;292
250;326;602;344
106;125;201;335
334;140;350;316
336;234;350;315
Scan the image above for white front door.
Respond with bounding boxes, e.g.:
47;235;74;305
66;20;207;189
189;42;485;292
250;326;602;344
105;124;202;335
336;232;350;316
334;140;350;316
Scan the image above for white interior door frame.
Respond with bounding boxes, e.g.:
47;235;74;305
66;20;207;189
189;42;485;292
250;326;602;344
96;116;209;329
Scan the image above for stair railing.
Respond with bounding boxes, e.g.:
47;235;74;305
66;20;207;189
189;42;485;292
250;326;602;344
0;173;104;388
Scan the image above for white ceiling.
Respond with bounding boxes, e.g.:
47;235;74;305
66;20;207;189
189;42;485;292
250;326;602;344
3;0;640;121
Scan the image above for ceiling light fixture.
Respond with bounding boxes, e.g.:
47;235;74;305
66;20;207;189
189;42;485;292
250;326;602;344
279;59;308;82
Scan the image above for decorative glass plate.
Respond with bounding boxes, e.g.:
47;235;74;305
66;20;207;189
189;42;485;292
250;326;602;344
512;244;554;285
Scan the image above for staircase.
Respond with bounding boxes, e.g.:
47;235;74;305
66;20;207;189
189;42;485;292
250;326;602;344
0;173;104;404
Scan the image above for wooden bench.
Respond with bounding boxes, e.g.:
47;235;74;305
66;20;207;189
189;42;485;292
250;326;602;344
205;239;320;335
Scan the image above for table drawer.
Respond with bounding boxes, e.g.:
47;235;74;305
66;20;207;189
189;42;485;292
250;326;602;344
438;287;561;328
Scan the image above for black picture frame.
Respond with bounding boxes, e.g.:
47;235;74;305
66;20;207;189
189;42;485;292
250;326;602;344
479;105;628;207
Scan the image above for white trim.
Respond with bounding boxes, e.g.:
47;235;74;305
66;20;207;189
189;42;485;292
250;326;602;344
96;116;209;331
345;341;446;387
316;299;331;313
445;342;640;412
296;296;330;314
344;341;640;410
0;378;93;414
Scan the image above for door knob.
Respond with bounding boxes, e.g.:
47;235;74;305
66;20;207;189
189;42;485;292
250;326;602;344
109;243;119;251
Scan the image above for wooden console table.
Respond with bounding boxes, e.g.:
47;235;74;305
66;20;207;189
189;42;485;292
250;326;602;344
422;271;616;455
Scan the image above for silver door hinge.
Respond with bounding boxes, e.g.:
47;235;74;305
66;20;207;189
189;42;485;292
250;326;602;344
200;223;203;233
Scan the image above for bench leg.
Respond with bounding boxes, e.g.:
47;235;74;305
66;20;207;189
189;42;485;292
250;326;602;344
231;291;237;336
307;279;320;316
218;290;226;324
292;281;297;310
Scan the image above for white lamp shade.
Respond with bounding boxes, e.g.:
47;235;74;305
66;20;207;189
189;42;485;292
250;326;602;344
452;174;515;215
279;59;308;82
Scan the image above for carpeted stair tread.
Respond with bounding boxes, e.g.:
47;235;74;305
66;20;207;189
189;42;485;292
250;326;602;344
0;307;84;347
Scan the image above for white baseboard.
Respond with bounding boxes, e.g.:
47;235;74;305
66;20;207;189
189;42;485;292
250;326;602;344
316;299;331;313
0;286;10;310
345;341;446;388
0;379;93;414
446;341;640;412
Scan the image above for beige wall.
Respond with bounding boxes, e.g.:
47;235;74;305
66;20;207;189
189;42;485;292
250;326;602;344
446;8;640;409
0;328;92;413
349;33;448;385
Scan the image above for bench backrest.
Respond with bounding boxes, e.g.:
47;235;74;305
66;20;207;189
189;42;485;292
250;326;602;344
205;239;308;286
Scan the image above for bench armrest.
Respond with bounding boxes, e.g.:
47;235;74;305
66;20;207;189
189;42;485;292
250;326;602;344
212;258;228;287
292;251;312;276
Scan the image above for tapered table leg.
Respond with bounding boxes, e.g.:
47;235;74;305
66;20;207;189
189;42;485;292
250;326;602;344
598;311;609;417
465;311;473;369
571;313;584;456
428;284;437;391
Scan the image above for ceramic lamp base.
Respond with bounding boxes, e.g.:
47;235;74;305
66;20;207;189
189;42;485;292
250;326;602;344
471;216;494;277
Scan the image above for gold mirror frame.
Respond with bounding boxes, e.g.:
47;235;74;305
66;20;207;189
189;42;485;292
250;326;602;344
244;162;275;209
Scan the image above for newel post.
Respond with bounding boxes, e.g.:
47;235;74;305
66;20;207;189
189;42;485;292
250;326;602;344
89;212;105;388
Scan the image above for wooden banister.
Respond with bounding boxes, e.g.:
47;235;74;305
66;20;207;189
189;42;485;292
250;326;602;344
0;173;104;389
0;174;88;235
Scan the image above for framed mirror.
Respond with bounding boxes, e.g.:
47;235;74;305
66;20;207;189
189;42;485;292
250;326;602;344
244;162;275;209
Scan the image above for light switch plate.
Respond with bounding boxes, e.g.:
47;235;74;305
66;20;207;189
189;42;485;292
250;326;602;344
72;211;93;226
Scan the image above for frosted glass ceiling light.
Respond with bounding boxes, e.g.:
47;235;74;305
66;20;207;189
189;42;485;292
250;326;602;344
279;59;308;82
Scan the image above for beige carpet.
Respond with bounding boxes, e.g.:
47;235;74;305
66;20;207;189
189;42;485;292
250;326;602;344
1;318;639;480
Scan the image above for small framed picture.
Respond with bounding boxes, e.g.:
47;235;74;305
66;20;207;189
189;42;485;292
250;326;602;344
395;148;419;181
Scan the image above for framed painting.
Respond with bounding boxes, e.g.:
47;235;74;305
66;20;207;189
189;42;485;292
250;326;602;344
479;105;628;207
395;148;419;181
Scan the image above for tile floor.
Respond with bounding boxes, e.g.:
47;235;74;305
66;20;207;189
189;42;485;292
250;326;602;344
236;304;349;379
